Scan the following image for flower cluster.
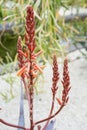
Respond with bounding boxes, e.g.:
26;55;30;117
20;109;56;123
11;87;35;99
17;6;45;130
56;58;71;106
62;58;71;105
25;6;36;52
51;55;59;95
17;6;44;86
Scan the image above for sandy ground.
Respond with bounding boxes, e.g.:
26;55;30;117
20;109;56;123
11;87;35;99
0;50;87;130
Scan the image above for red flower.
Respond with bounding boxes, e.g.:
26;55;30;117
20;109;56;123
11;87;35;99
61;58;71;105
17;6;44;84
51;55;59;95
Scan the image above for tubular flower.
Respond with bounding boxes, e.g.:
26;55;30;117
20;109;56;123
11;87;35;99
17;36;23;68
17;6;44;85
17;66;26;76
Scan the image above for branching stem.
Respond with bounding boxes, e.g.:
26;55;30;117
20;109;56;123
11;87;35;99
34;104;64;126
0;119;27;129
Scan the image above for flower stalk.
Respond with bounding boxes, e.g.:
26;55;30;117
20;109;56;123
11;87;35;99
17;6;44;130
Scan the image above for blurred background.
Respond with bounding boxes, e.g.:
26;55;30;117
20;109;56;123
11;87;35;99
0;0;87;65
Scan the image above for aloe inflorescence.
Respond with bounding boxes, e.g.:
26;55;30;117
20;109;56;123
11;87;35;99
0;6;71;130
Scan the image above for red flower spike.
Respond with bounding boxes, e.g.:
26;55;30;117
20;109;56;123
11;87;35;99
17;6;43;80
51;55;59;95
17;7;45;129
62;58;71;105
26;6;36;52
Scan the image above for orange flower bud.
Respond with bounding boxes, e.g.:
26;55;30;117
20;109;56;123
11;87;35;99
56;98;62;106
17;66;26;76
34;50;43;57
34;64;43;73
40;65;46;69
18;50;28;58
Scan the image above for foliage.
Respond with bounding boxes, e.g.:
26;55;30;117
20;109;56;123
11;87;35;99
0;0;68;63
0;52;17;75
0;0;87;62
0;33;18;62
0;73;16;102
0;53;17;102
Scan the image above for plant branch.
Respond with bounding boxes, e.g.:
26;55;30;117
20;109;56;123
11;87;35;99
34;104;64;126
0;119;27;129
42;95;55;130
42;55;59;130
